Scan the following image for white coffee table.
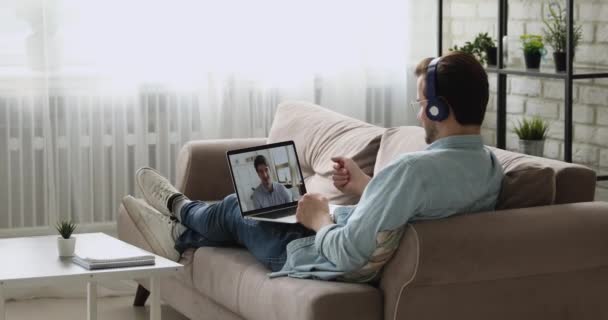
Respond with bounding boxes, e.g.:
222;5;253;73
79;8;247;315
0;233;182;320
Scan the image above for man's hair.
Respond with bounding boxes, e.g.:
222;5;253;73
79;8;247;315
254;155;268;171
414;51;489;125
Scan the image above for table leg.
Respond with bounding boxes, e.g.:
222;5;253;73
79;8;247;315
150;276;161;320
0;284;5;320
87;281;97;320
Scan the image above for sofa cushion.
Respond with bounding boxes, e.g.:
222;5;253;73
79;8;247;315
490;147;596;204
489;148;557;209
268;101;385;205
374;126;428;173
496;162;556;210
191;247;382;320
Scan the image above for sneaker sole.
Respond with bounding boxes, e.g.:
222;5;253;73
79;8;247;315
122;195;179;261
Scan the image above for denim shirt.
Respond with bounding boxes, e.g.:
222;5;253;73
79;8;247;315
269;135;504;280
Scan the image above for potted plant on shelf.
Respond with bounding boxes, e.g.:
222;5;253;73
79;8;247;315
478;32;498;66
543;1;582;72
513;117;550;157
520;34;546;69
56;220;77;257
450;32;497;66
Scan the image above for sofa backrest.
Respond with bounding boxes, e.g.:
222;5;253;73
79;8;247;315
268;102;596;207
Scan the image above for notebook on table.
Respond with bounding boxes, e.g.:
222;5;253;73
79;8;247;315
72;236;156;270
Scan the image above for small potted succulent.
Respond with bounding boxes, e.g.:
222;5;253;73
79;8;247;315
543;1;582;72
513;117;550;157
56;220;77;257
450;32;497;66
520;34;546;69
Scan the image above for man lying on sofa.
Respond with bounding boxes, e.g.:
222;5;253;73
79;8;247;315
124;51;504;282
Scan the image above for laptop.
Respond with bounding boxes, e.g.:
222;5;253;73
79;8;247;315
226;141;307;224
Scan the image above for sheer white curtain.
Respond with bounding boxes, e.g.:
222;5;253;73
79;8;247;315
0;0;416;233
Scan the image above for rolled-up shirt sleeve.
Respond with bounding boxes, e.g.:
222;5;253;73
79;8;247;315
314;157;426;272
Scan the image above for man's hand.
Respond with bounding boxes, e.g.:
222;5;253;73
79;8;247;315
296;193;334;232
331;156;371;197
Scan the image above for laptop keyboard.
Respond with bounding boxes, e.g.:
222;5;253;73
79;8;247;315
258;208;297;219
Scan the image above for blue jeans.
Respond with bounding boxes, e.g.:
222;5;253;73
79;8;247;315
174;194;314;272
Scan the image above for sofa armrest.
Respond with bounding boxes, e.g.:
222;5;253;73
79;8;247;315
380;202;608;320
175;138;267;200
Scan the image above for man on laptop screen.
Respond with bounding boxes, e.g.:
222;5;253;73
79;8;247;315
251;155;292;210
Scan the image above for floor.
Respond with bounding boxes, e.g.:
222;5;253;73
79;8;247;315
2;281;188;320
4;296;188;320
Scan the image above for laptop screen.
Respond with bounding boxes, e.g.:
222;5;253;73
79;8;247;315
227;141;306;216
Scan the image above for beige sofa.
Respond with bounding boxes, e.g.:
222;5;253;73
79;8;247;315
117;101;608;320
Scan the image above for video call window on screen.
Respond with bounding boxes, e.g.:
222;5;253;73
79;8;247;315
229;144;304;213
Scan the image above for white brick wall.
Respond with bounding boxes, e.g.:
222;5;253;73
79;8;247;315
580;86;608;106
477;2;496;18
546;121;564;140
481;128;496;145
511;78;541;96
525;22;544;35
598;107;608;125
465;21;495;36
506;133;519;150
487;95;496;111
510;2;542;20
509;22;525;38
576;44;608;65
507;96;525;114
451;3;477;18
597;24;608;43
544;139;562;159
579;3;608;22
573;104;595;124
451;21;465;36
526;99;559;118
484;111;497;129
574;124;597;142
596;187;608;201
580;23;595;43
489;74;498;93
601;149;608;167
543;81;579;100
595;127;608;147
573;144;599;165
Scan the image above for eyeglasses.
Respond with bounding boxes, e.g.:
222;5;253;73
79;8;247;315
409;99;427;114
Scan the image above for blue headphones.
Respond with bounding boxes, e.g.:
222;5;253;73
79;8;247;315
425;57;450;121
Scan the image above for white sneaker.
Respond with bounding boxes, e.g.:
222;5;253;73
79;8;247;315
135;167;181;217
122;195;184;261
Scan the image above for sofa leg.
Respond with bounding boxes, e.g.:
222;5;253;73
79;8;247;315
133;284;150;307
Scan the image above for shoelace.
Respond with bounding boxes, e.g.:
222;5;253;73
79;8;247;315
152;183;171;200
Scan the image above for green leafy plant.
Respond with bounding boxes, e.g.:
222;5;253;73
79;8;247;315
450;32;496;64
513;117;550;140
56;220;77;239
520;34;545;54
543;1;582;53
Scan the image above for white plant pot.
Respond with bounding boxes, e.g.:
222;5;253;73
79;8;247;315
519;139;545;157
57;236;76;257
